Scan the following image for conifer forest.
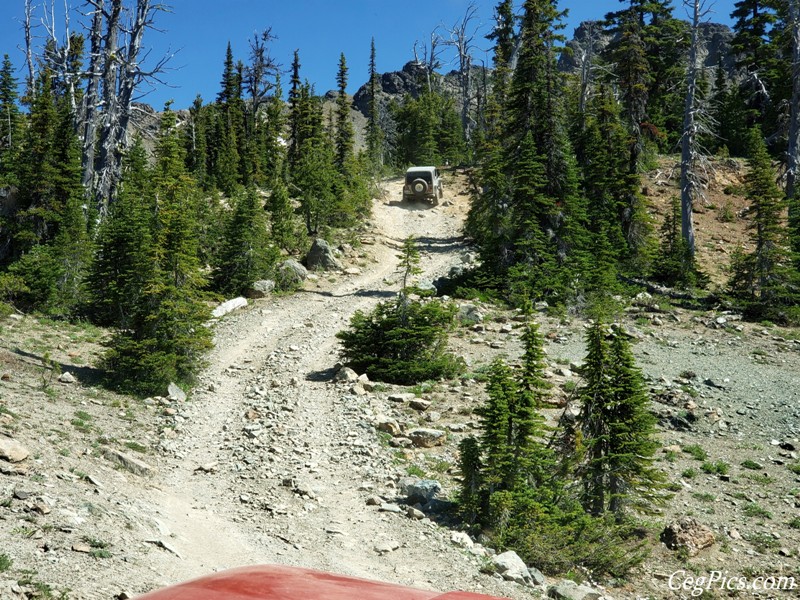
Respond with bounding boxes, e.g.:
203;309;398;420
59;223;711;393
1;1;800;598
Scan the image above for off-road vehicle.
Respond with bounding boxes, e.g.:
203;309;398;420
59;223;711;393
403;166;443;205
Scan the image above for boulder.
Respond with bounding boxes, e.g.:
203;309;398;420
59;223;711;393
492;550;533;586
247;279;276;298
450;531;474;549
661;516;715;556
306;238;343;271
0;436;30;463
212;296;248;318
458;304;484;325
400;478;442;505
58;371;76;384
547;580;605;600
333;367;359;383
102;447;156;476
277;259;308;289
407;428;446;448
167;382;186;402
376;416;402;437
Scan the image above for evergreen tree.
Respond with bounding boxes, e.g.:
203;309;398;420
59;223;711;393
103;105;212;395
366;38;384;169
14;69;59;254
0;54;20;187
88;138;155;328
334;53;355;174
653;195;695;287
576;321;665;517
184;94;209;188
213;186;279;296
729;127;798;318
287;50;303;173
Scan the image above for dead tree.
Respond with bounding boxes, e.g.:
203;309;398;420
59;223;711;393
95;0;170;213
23;0;37;98
244;28;279;139
679;0;714;259
444;2;479;141
81;0;104;194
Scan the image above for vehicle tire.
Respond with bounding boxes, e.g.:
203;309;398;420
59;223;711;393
412;178;428;195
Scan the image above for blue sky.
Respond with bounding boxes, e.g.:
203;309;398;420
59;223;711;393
0;0;736;110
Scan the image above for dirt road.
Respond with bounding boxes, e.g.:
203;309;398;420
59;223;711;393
120;177;527;598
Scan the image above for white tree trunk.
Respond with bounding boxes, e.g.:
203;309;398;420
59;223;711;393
81;0;104;195
680;0;701;258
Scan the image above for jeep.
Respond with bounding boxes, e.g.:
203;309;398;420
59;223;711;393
403;166;443;205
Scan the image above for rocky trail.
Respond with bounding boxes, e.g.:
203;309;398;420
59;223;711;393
3;170;800;600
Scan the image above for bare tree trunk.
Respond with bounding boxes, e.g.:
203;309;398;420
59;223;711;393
787;0;800;206
95;0;122;213
577;22;598;133
81;0;104;195
445;3;478;142
116;0;153;148
23;0;36;98
680;0;702;258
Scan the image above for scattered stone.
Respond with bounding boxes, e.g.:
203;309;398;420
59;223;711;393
277;259;308;289
365;495;382;506
409;398;432;411
378;503;402;514
344;267;361;275
306;238;343;271
661;517;715;556
167;382;187;402
407;428;446;448
333;367;359;383
195;461;218;474
211;296;248;318
528;567;546;586
72;543;92;554
101;447;156;477
58;371;76;384
376;416;402;437
400;478;442;505
373;540;400;554
145;538;184;559
547;580;604;600
247;279;276;298
458;304;484;325
493;550;533;586
406;506;425;520
0;437;30;463
388;392;415;403
451;531;474;549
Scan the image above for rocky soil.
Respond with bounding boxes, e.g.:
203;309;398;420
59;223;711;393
1;166;800;600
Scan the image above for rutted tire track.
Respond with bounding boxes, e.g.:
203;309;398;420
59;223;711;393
133;180;527;598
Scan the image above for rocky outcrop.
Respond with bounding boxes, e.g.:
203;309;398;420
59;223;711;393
306;238;343;271
559;21;738;80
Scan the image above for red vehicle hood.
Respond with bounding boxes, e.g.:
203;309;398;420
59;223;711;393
135;564;508;600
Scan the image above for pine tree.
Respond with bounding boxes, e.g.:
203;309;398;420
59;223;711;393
729;127;797;317
88;138;155;328
479;358;516;497
102;105;212;395
334;53;355;174
213;186;279;296
366;38;384;169
0;54;21;187
14;69;59;254
458;436;483;525
577;321;665;517
184;94;209;188
287;50;303;174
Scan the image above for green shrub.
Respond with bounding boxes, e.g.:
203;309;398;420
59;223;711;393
0;552;11;572
700;460;730;475
740;459;763;470
336;297;465;384
682;444;708;461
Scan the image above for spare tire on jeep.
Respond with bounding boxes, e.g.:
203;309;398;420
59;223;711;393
412;179;428;195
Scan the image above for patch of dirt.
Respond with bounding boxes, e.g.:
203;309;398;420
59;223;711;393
1;166;799;600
